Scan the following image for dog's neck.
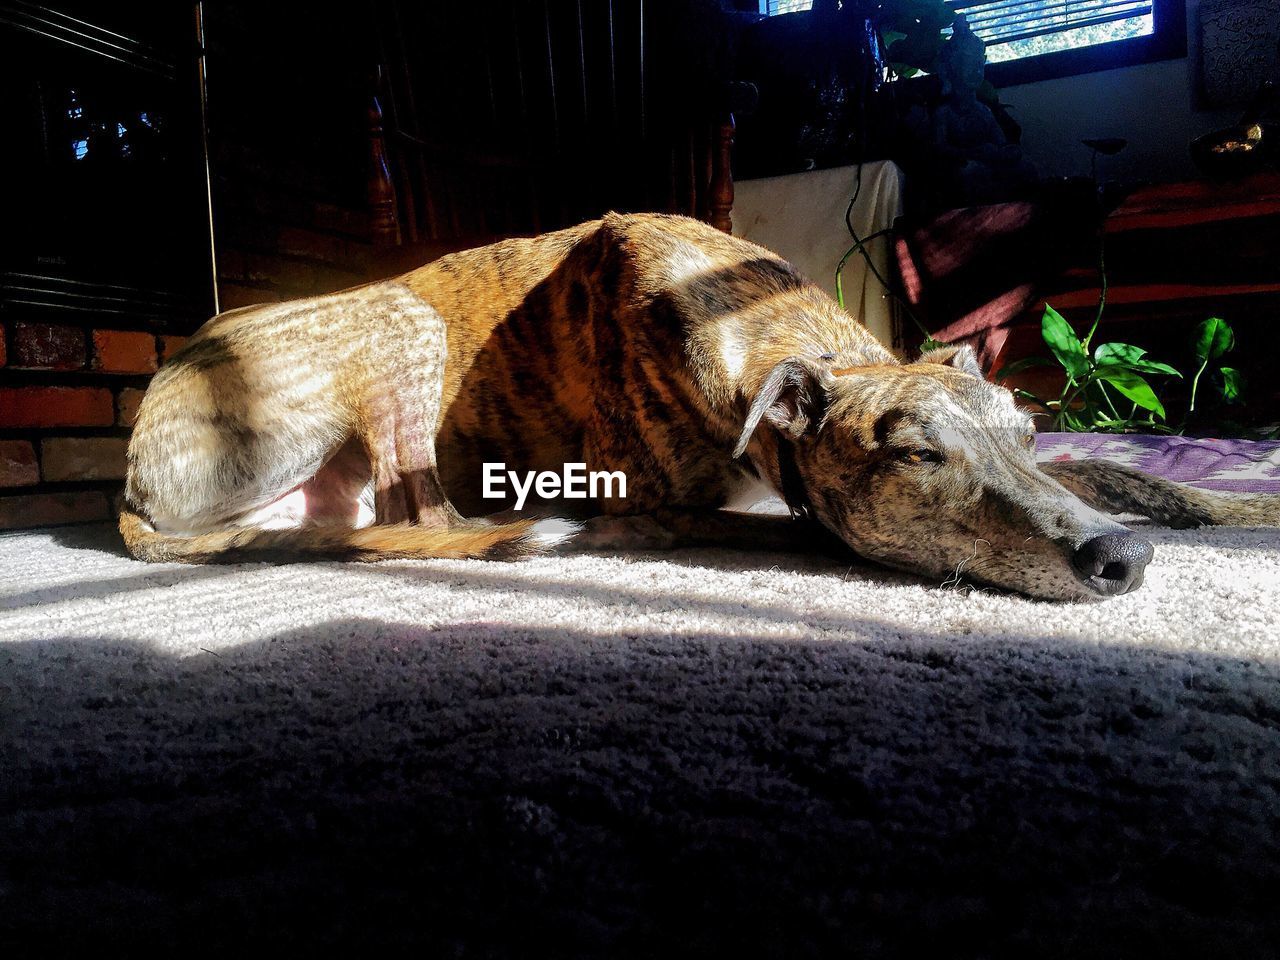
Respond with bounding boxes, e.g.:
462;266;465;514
737;428;811;520
774;434;813;520
728;340;894;515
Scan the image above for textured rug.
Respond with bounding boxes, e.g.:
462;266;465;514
3;508;1279;955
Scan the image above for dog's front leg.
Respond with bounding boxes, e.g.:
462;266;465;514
359;322;462;529
1042;459;1280;528
362;411;462;527
572;508;843;555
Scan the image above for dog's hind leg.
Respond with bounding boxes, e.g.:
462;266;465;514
1041;459;1280;528
353;310;576;557
120;284;569;563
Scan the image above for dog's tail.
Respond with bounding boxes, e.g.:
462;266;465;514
118;507;577;564
1042;460;1280;528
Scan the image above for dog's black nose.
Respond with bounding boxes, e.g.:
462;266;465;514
1072;532;1154;596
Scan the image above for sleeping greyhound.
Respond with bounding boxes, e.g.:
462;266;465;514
119;213;1279;600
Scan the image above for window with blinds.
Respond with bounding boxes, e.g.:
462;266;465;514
760;1;1159;68
952;1;1154;64
762;1;814;13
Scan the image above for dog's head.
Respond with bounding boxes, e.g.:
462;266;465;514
733;347;1153;600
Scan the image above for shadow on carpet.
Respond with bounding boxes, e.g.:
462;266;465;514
3;613;1278;957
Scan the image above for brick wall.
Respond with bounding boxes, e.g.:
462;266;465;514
0;325;188;529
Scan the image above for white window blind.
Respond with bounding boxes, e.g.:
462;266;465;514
762;1;814;14
950;1;1155;63
761;1;1157;66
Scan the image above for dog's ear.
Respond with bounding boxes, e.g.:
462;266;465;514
918;343;983;379
733;358;830;458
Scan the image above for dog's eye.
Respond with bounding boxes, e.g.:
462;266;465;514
902;448;943;464
1023;433;1036;450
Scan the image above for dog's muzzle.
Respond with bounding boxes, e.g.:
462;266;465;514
1071;532;1154;596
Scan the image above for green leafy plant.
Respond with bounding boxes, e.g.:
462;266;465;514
870;1;1007;113
873;0;955;79
1189;316;1244;411
992;132;1249;434
997;309;1244;433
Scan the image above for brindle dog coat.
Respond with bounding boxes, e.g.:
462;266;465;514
120;214;1279;599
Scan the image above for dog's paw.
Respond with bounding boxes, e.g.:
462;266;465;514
571;515;677;551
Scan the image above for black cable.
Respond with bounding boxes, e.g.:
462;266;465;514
837;162;934;348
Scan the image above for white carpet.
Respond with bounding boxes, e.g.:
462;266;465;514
3;519;1280;954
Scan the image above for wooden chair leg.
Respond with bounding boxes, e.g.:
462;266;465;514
708;115;735;234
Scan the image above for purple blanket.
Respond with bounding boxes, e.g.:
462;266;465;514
1035;433;1280;494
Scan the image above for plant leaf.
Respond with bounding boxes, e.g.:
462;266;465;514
1096;368;1165;419
994;356;1058;380
1100;359;1182;377
1128;360;1182;377
1217;366;1245;402
1193;317;1234;363
1094;341;1181;377
1093;342;1146;364
1041;305;1089;380
1060;409;1089;432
